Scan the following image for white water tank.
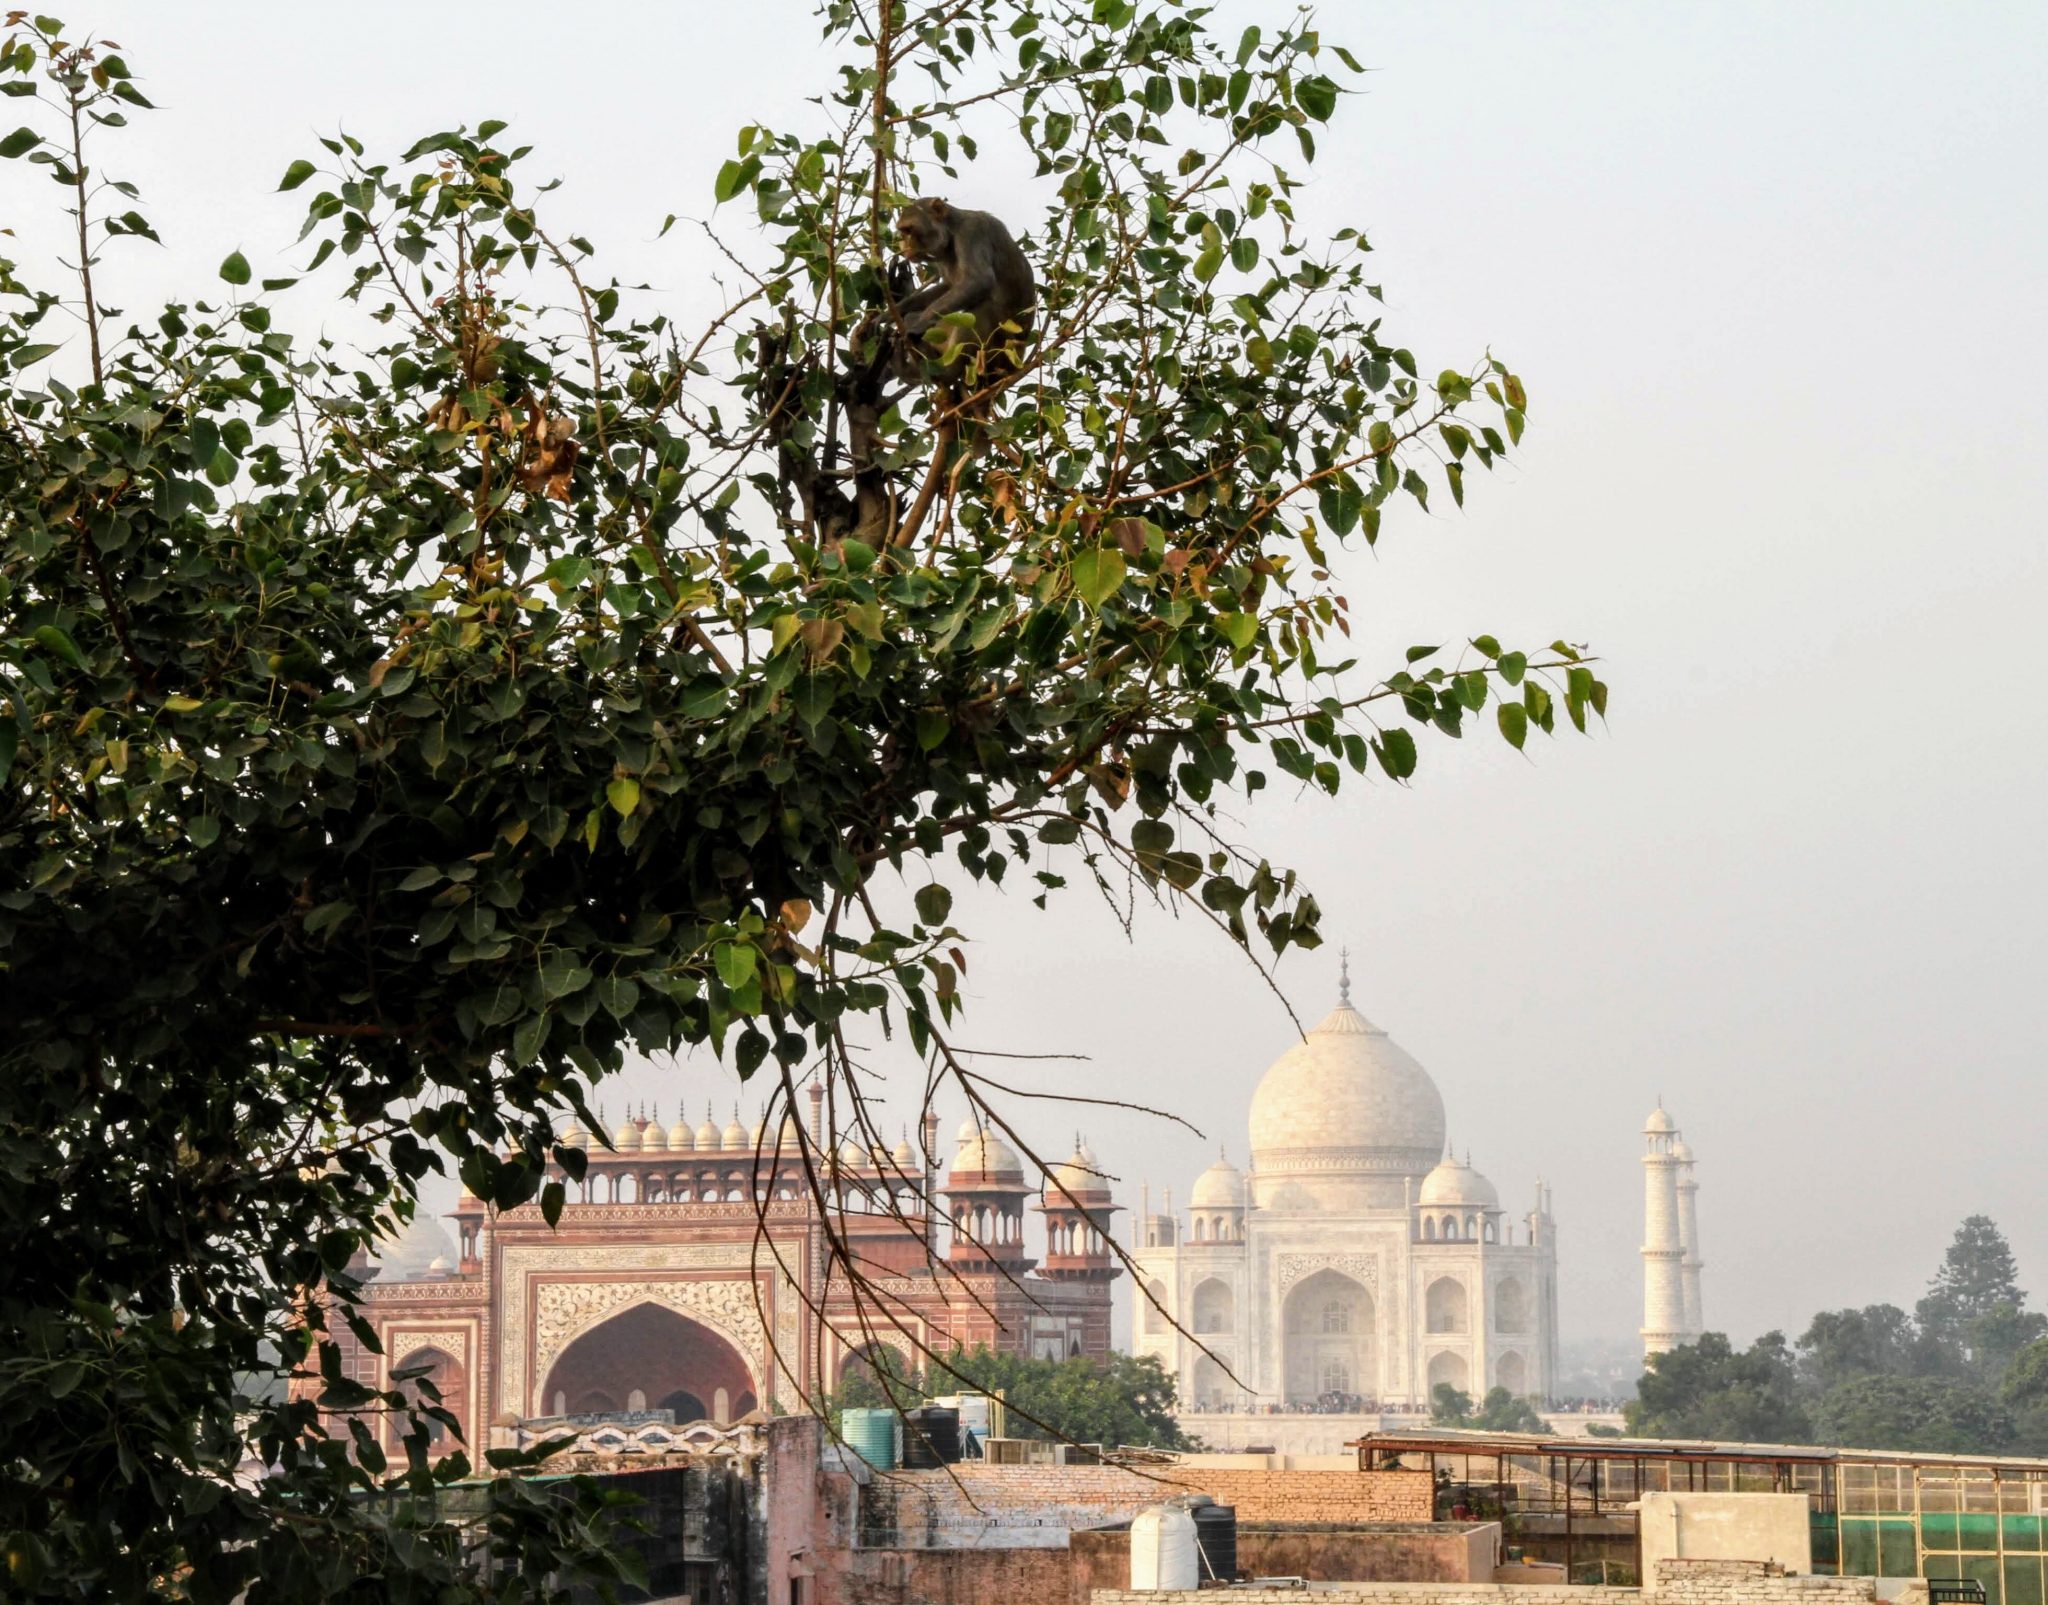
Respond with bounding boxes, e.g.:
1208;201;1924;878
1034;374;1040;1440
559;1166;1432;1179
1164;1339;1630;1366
1130;1502;1200;1591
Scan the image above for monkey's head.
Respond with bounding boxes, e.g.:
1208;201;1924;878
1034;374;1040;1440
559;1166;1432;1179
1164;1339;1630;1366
895;197;953;262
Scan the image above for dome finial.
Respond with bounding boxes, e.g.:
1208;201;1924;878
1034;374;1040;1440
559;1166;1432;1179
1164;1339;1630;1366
1338;946;1353;1006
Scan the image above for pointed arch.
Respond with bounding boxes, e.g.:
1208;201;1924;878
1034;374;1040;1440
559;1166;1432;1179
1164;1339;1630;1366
1282;1269;1375;1405
1191;1277;1234;1334
540;1303;755;1424
1425;1275;1469;1334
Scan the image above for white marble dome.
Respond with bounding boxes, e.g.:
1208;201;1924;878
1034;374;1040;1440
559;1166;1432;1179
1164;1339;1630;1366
951;1119;1022;1181
1417;1152;1499;1209
370;1213;459;1282
1050;1138;1107;1199
1189;1154;1246;1209
1645;1104;1677;1135
1247;996;1446;1209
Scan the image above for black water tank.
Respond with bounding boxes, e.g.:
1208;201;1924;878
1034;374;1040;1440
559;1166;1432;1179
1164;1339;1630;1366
1192;1502;1237;1583
902;1406;961;1467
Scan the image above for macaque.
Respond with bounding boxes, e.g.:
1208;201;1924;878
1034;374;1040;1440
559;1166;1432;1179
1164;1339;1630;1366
892;198;1035;377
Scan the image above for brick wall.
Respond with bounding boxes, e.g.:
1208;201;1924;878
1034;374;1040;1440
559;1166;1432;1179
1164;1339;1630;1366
872;1463;1430;1542
828;1544;1075;1605
1655;1559;1879;1605
1089;1588;1620;1605
1179;1469;1431;1523
1090;1568;1888;1605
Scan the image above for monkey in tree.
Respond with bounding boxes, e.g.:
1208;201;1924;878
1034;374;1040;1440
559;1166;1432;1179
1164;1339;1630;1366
891;197;1036;381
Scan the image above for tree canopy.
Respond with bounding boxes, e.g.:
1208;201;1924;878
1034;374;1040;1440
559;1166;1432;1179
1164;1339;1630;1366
826;1346;1189;1450
1431;1382;1546;1434
0;2;1598;1597
1627;1215;2046;1456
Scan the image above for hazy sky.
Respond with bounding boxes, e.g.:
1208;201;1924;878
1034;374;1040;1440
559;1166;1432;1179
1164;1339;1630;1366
20;2;2045;1350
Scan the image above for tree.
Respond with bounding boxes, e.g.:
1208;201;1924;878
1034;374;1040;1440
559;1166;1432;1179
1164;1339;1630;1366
1810;1375;2014;1455
2001;1339;2048;1455
906;1348;1188;1450
1796;1305;1917;1394
1431;1383;1544;1433
1474;1387;1548;1434
1;3;1596;1597
1430;1383;1475;1425
1626;1333;1813;1444
1918;1216;2032;1362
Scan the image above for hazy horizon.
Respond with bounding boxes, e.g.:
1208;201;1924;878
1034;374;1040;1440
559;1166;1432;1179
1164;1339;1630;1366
22;1;2045;1357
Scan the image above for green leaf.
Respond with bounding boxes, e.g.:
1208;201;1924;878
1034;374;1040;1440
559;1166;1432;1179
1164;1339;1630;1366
0;126;40;159
1497;702;1529;750
1068;547;1126;608
1296;75;1340;122
1192;243;1223;283
11;342;59;369
713;156;760;204
914;883;953;926
540;1180;564;1228
605;776;640;817
1498;651;1527;685
714;941;757;991
1372;727;1417;780
31;624;84;669
277;159;316;191
1318;479;1362;535
218;249;251;286
1216;611;1258;650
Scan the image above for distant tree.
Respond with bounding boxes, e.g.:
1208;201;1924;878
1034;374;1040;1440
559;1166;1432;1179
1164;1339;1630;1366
1811;1375;2014;1455
1626;1333;1813;1444
2001;1339;2048;1455
941;1348;1190;1451
1960;1303;2048;1380
1918;1217;2034;1365
1430;1383;1475;1425
1429;1383;1543;1433
1474;1386;1546;1433
1797;1305;1918;1393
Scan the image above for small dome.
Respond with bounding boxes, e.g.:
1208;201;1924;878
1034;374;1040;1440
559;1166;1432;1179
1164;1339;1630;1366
370;1213;459;1282
613;1114;643;1152
1049;1138;1108;1199
892;1137;917;1167
1644;1104;1677;1135
1673;1138;1694;1162
951;1130;1022;1181
426;1254;452;1275
779;1116;802;1150
696;1111;722;1149
668;1117;696;1151
560;1116;589;1151
751;1119;769;1149
641;1116;668;1153
1417;1153;1499;1209
722;1114;749;1150
1189;1154;1245;1209
956;1116;985;1143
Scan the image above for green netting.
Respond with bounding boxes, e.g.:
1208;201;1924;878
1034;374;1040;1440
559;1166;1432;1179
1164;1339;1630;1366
2004;1556;2045;1605
1962;1515;2003;1553
1841;1517;1921;1578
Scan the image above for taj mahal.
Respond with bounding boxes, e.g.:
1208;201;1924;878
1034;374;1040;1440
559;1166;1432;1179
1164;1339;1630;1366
1132;962;1562;1448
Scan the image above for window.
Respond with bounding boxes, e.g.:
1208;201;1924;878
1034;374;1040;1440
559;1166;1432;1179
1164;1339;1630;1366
1321;1299;1350;1334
